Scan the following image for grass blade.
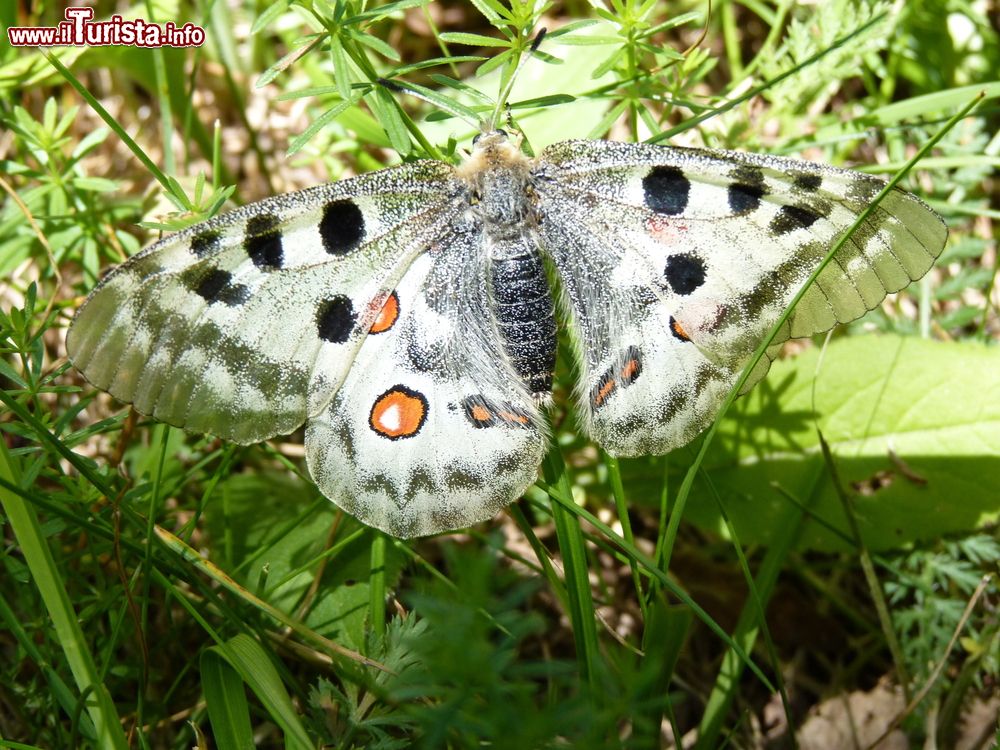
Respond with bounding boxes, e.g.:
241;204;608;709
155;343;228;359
201;649;255;750
0;442;129;750
543;450;600;690
204;635;312;750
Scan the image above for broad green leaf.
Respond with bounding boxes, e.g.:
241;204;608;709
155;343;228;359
622;335;1000;551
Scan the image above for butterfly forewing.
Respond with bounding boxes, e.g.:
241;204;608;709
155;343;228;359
68;161;462;444
533;140;946;455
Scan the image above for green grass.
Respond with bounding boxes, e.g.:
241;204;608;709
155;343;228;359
2;1;1000;747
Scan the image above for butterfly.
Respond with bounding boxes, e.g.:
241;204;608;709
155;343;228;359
67;130;947;538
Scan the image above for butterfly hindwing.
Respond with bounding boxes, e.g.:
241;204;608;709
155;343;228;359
534;140;946;456
306;229;546;538
67;160;462;444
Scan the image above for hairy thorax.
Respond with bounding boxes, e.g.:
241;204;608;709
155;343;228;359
458;131;537;240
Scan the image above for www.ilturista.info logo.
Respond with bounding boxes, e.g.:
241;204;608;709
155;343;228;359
7;7;206;48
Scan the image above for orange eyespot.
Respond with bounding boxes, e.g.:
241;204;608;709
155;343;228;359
498;410;529;425
369;291;399;334
470;404;492;423
462;396;532;429
369;386;428;439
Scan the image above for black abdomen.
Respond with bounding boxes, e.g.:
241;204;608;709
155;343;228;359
490;241;557;396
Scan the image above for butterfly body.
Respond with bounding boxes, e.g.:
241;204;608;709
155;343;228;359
69;134;946;537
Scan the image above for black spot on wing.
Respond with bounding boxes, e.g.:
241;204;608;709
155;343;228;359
794;172;823;192
770;204;822;235
188;268;250;306
316;295;356;343
191;230;221;258
728;165;766;215
321;199;365;255
245;214;284;270
664;253;706;295
643;166;690;215
728;182;765;214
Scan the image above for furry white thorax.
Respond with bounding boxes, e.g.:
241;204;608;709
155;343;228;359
459;130;536;240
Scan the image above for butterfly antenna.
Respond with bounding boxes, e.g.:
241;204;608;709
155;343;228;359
487;27;547;131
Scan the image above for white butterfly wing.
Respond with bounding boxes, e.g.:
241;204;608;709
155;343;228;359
306;230;546;538
534;140;946;456
67;161;462;444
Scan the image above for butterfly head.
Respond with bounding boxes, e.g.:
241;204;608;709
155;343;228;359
470;129;521;160
458;128;528;178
